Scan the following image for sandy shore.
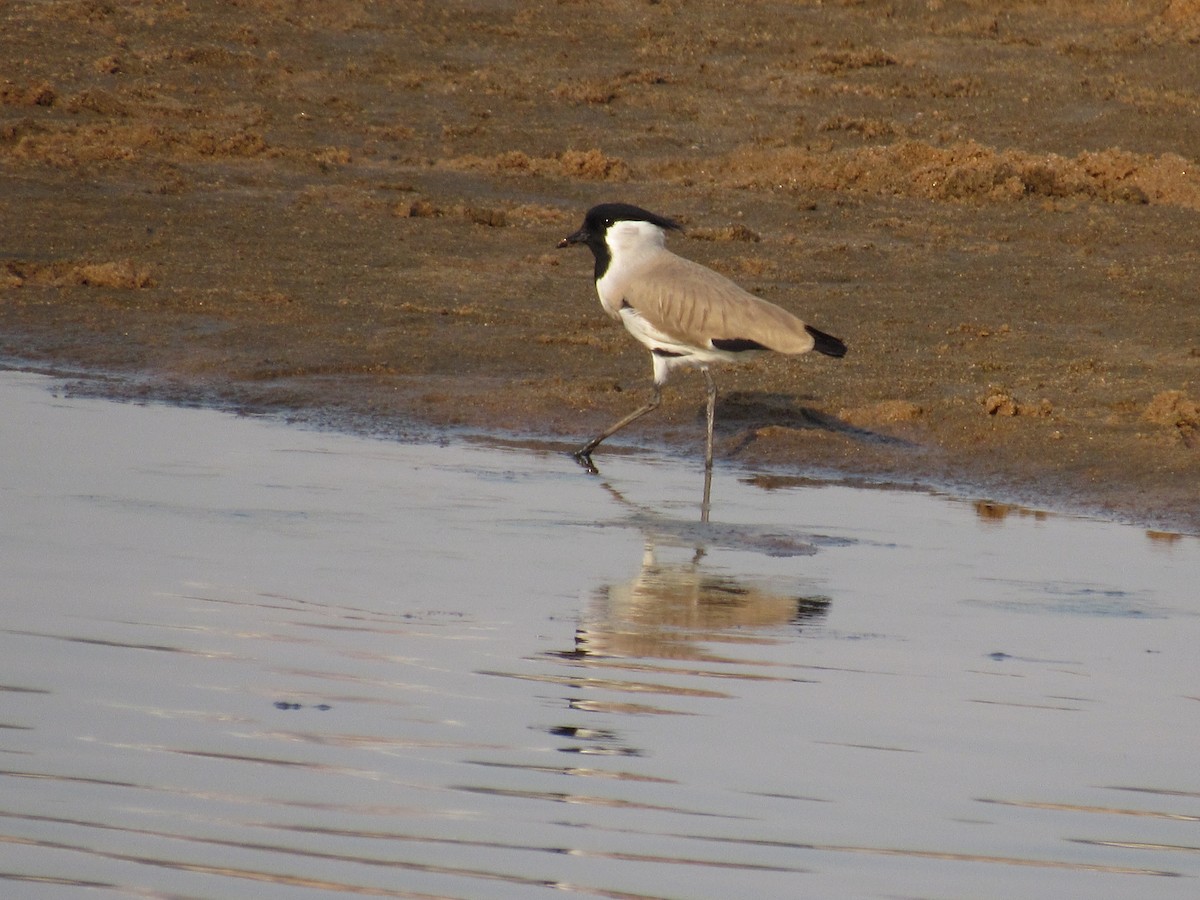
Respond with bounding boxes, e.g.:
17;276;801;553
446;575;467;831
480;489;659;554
2;1;1198;532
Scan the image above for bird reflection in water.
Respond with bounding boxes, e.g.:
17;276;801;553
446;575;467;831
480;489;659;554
570;479;832;665
574;542;831;664
542;480;834;758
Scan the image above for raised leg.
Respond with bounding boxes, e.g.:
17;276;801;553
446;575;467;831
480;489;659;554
573;386;662;471
702;368;718;472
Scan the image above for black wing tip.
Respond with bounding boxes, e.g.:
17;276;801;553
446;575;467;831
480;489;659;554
805;325;847;358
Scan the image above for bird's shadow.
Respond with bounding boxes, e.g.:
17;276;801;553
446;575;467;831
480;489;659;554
571;390;914;477
709;390;917;451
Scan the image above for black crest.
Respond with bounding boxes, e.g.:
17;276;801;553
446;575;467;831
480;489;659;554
583;203;682;235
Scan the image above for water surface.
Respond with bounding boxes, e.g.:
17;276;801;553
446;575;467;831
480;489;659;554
2;371;1198;899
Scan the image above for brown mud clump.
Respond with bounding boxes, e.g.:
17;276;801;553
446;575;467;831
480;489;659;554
1;1;1197;533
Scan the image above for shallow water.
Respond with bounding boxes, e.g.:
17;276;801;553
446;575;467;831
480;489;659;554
1;370;1198;899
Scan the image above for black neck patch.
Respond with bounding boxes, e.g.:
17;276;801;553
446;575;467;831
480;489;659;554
590;240;612;282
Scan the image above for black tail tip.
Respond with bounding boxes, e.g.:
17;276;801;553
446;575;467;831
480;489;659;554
806;324;847;358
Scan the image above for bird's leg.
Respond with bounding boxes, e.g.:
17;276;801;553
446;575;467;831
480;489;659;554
702;368;718;472
700;464;712;525
573;385;663;470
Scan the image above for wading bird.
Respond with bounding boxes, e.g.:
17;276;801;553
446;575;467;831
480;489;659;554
558;203;846;471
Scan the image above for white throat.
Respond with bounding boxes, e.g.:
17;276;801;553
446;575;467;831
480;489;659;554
595;220;668;311
604;220;668;270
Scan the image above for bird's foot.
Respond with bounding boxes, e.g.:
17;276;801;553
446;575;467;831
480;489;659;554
572;448;599;474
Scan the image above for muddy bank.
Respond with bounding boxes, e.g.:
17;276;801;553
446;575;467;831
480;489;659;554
2;1;1198;532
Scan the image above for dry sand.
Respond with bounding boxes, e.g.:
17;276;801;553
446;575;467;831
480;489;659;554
2;0;1198;532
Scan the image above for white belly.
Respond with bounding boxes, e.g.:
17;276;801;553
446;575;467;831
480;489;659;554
618;306;754;385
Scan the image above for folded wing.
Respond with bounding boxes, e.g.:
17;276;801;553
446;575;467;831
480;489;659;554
628;250;843;357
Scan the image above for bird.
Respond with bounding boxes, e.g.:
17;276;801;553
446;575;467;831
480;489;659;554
557;202;847;472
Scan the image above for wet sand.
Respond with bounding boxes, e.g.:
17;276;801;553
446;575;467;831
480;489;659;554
2;1;1198;532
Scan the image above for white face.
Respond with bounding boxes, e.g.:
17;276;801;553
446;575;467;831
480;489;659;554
595;219;669;309
604;219;667;259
